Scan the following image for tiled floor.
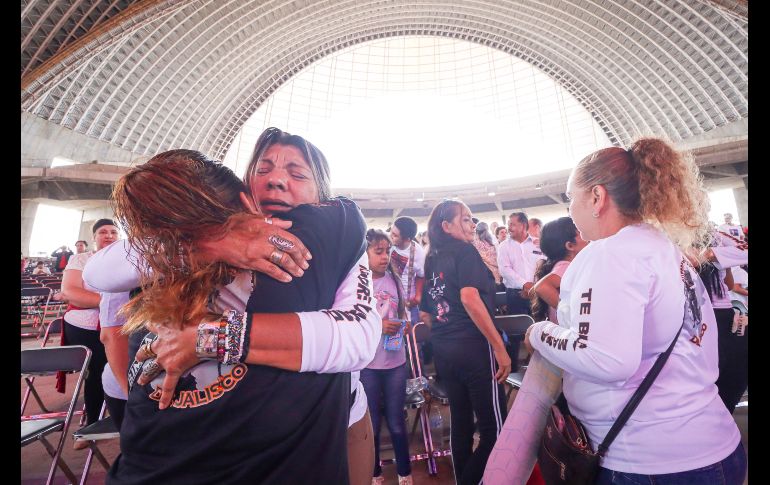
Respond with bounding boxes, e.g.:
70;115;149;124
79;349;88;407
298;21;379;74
21;336;748;485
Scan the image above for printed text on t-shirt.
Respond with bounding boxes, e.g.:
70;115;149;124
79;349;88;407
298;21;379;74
323;264;373;322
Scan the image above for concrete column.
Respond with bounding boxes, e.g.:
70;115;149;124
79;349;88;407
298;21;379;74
733;186;748;227
21;200;39;257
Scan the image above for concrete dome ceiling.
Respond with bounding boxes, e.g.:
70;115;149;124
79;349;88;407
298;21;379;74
21;0;748;162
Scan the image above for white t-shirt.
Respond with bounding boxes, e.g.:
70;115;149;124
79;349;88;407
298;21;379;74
98;290;131;400
63;252;100;331
710;231;749;310
530;223;740;474
390;241;425;300
729;266;748;311
717;223;744;241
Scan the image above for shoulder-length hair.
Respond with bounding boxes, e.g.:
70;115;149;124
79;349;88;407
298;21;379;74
112;149;246;332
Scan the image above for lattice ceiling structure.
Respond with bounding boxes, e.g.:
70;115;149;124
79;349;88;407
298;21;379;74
22;0;747;164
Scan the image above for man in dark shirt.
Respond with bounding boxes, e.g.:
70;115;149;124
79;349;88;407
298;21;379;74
51;245;74;271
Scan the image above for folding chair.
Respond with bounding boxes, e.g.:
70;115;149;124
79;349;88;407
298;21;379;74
494;291;508;315
22;319;87;424
21;287;52;337
402;321;456;475
73;401;120;485
494;314;534;400
41;282;66;326
21;345;91;485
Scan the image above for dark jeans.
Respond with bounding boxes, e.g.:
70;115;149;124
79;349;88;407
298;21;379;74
104;395;127;431
64;320;107;425
713;307;748;412
433;339;507;485
360;364;411;477
505;288;532;316
596;442;746;485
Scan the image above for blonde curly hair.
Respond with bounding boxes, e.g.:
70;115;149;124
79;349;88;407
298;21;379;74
573;137;711;250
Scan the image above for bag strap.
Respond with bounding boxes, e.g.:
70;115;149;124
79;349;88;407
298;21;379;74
596;321;684;456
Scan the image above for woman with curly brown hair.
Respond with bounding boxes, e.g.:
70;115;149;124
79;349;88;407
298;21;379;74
100;142;379;485
487;138;745;484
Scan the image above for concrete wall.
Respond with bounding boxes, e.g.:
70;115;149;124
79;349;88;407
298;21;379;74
733;186;748;227
21;112;147;167
21;200;39;257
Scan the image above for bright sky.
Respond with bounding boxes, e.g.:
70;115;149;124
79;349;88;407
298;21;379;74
223;36;611;188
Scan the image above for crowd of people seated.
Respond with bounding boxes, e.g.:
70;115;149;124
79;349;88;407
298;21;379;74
23;127;748;485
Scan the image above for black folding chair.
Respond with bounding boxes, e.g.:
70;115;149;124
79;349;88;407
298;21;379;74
494;314;534;399
21;345;91;485
21;287;52;337
73;401;120;485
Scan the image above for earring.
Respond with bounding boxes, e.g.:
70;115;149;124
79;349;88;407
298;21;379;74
592;211;599;218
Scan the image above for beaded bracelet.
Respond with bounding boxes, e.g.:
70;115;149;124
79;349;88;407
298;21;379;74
222;310;247;365
196;310;247;364
195;319;226;360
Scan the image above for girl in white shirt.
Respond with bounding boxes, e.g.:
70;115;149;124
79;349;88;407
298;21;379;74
488;138;745;484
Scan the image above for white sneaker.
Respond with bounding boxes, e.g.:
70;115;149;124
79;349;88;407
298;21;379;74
398;475;413;485
372;476;385;485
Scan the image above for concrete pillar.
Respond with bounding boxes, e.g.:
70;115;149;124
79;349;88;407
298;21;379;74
733;186;748;227
21;200;39;257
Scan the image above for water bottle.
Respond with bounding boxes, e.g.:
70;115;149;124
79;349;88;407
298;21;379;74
429;402;444;447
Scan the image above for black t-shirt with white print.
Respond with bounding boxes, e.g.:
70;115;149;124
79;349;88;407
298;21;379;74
108;197;366;485
420;239;496;344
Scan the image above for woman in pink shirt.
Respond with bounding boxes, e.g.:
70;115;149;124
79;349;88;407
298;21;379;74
530;217;588;323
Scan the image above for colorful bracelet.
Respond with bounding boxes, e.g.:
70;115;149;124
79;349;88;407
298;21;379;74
221;310;247;365
195;320;226;359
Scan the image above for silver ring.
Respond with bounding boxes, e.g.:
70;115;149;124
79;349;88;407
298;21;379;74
268;234;295;252
141;359;162;379
269;249;284;265
264;217;273;225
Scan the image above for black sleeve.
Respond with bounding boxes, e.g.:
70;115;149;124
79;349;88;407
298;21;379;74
247;197;367;314
419;256;433;313
282;197;366;288
457;244;492;291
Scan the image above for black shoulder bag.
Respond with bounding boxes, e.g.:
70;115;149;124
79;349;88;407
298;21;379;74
538;322;684;485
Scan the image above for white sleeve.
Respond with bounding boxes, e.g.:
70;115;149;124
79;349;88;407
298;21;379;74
498;241;527;289
414;244;426;278
711;233;748;269
529;250;648;383
99;291;131;328
297;252;381;373
497;241;515;288
82;239;143;293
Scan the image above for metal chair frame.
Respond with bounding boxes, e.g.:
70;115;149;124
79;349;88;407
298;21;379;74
21;345;92;485
73;401;120;485
494;314;535;401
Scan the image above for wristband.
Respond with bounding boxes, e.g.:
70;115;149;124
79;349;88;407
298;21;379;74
196;319;226;359
221;310;247;365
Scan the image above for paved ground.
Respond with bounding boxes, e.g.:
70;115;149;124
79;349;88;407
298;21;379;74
21;335;748;485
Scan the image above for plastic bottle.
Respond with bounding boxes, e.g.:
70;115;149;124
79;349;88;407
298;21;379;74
429;402;444;447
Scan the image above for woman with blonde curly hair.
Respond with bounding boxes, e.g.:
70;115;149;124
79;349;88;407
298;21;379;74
485;138;745;484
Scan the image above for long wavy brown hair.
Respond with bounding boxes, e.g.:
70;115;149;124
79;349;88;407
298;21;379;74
112;149;248;332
